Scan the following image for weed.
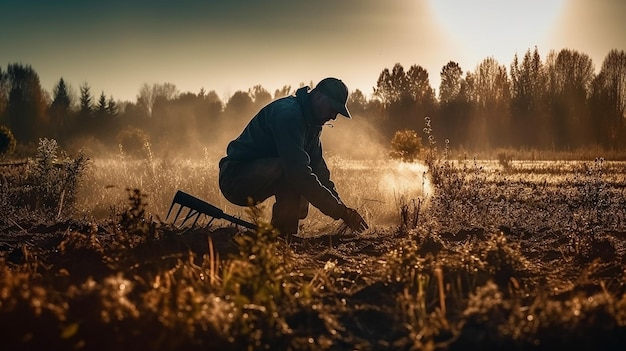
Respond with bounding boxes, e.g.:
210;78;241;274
397;196;422;232
219;218;293;348
116;188;160;247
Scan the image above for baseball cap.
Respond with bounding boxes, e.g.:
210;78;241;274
314;77;352;118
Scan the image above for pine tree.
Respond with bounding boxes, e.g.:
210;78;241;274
106;96;118;116
79;82;93;118
50;78;72;140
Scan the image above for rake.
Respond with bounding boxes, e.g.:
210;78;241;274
166;190;256;229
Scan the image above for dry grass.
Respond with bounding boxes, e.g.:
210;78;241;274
1;140;626;350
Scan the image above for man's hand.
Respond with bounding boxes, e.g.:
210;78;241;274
342;207;369;233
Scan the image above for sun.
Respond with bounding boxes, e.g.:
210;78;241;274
427;0;565;64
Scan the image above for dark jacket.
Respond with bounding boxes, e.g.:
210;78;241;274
219;87;345;219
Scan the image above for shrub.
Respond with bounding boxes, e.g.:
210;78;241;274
31;138;90;218
1;138;89;221
497;151;512;170
0;125;17;156
389;129;422;162
116;126;150;158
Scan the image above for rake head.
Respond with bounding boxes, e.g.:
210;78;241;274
166;190;256;229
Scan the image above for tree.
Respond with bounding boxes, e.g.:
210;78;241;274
3;63;48;143
203;90;223;120
224;90;254;119
274;85;292;99
69;82;95;139
89;91;115;141
439;61;463;104
0;67;8;124
249;84;272;111
96;92;107;117
510;47;549;147
136;82;178;117
190;90;224;143
347;89;368;117
374;63;435;139
439;61;467;145
545;49;594;148
78;82;93;119
470;57;511;148
590;49;626;147
406;65;435;105
374;63;407;106
406;64;437;137
106;96;118;116
49;78;72;140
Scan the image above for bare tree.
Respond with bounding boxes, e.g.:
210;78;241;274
545;49;594;148
439;61;463;104
439;61;466;145
467;57;511;148
591;49;626;147
137;82;178;117
510;47;550;147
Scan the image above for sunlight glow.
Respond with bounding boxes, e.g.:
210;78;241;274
428;0;565;63
379;161;432;200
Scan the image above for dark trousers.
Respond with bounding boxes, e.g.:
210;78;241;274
219;158;309;235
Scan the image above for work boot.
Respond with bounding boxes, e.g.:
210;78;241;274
298;197;309;220
271;202;299;238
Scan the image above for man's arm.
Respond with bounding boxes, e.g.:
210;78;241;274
269;108;346;219
309;141;341;200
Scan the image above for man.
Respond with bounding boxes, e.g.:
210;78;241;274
218;77;368;237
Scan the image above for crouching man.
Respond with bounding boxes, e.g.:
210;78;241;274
218;77;368;237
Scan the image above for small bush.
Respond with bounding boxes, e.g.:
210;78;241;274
390;129;422;162
0;125;17;156
116;126;150;158
497;152;512;170
34;139;89;216
1;138;89;221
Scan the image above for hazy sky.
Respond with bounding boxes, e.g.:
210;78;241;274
1;0;625;102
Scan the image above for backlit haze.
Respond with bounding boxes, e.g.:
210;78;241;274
2;0;625;102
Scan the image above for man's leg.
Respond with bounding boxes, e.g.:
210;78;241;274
219;158;306;236
271;190;301;236
219;158;284;205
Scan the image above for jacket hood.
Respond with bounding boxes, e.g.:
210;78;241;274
296;86;321;127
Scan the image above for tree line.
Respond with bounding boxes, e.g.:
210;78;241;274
1;46;625;157
368;47;626;151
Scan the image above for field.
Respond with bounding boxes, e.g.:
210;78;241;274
1;140;626;350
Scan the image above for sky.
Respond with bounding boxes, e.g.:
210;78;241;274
1;0;625;103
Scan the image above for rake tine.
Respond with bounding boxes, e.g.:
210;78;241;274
167;190;186;221
192;213;201;227
207;217;215;227
173;205;184;223
166;200;179;222
180;209;198;227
